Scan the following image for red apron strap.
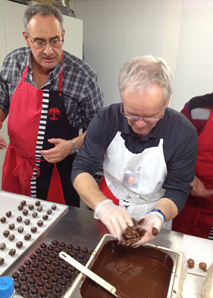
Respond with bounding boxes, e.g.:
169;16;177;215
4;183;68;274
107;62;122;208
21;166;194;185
47;164;66;205
58;51;64;91
99;176;119;206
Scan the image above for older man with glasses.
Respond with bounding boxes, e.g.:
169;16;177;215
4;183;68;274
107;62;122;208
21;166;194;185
0;4;103;206
72;55;198;246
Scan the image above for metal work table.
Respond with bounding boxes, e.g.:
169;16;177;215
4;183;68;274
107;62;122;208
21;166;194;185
6;205;207;297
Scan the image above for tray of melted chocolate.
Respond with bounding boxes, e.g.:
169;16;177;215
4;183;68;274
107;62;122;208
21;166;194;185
67;234;186;298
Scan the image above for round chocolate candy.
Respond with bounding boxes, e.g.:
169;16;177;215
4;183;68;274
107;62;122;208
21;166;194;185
51;240;58;246
35;200;41;206
23;209;28;216
0;257;4;265
49;294;57;298
0;216;6;223
54;285;62;294
31;226;37;233
51;204;57;210
14;281;21;290
20;273;28;282
43;272;50;281
24;219;30;225
30;253;37;260
40;243;47;249
6;211;12;217
8;248;16;256
18;265;25;273
50;275;58;284
22;283;30;293
37;278;44;287
9;223;15;230
40;289;48;297
40;264;47;272
16;216;22;223
31;261;39;269
26;267;33;275
35;248;42;255
45;281;53;290
18;226;24;233
199;262;207;272
82;247;88;253
25;260;31;267
28;276;36;285
31;286;39;295
18;204;23;211
187;258;195;268
8;234;15;241
12;271;20;280
34;269;41;278
60;278;67;287
47;245;54;251
32;212;38;218
16;241;23;249
37;206;42;212
20;200;26;206
28;204;34;210
24;233;31;241
37;220;43;227
0;242;6;250
46;209;52;215
42;214;48;221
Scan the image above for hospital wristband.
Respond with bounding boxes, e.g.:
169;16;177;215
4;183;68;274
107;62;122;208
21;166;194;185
150;209;166;222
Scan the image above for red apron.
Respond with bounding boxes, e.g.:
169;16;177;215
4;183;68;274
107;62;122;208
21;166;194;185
2;55;79;206
172;110;213;238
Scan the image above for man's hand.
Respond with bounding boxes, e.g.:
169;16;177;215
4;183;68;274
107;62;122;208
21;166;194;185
41;138;72;163
190;175;213;197
133;211;164;247
94;199;134;240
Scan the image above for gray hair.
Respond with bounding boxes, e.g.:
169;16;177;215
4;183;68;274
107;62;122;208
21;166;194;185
118;55;173;103
23;4;64;33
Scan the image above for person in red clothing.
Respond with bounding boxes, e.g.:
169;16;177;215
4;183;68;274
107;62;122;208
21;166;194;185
0;4;103;206
172;93;213;240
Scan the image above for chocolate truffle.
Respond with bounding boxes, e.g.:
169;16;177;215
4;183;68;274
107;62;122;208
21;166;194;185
37;206;42;212
0;216;6;223
18;265;25;273
22;283;30;293
21;200;26;206
37;220;43;227
51;204;57;210
35;200;41;206
3;230;10;237
24;219;30;225
42;214;48;221
24;233;31;241
28;277;36;285
40;289;47;297
31;286;38;295
32;212;38;218
16;216;22;223
18;204;23;211
14;281;21;290
46;208;52;215
0;242;6;250
0;257;4;265
18;226;24;233
9;223;15;230
20;273;28;283
199;262;207;272
26;267;33;275
9;248;16;256
51;240;58;246
31;226;37;233
187;258;195;269
8;234;15;241
50;275;58;284
16;241;23;249
28;204;34;210
34;269;41;278
23;209;28;216
12;271;20;279
6;211;12;217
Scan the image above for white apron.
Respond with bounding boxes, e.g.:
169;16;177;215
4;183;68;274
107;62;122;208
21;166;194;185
103;131;172;229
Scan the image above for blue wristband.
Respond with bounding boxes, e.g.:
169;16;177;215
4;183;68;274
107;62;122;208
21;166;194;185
150;208;166;222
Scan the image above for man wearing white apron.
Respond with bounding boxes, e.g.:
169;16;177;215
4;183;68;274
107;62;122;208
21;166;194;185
72;55;198;246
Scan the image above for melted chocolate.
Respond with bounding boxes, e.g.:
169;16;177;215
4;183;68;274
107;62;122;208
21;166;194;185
81;240;173;298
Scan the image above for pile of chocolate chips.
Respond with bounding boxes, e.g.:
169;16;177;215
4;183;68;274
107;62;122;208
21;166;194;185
11;240;92;298
118;218;146;247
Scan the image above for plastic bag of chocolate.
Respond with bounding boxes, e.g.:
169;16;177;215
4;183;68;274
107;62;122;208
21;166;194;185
118;218;146;247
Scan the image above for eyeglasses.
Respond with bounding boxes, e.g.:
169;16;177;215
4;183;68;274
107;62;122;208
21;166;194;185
120;102;162;123
29;37;64;50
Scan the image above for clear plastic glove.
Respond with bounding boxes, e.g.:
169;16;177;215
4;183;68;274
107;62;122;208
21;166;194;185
94;199;134;240
133;210;165;247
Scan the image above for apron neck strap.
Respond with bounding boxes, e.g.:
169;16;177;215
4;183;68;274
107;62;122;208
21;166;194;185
58;51;64;92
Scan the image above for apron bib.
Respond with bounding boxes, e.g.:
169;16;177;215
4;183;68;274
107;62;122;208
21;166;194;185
2;53;79;206
100;131;171;229
172;110;213;238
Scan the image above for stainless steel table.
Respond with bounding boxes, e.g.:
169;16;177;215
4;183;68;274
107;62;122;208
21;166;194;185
6;206;207;297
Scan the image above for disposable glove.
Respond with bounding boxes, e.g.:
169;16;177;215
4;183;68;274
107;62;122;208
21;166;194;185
133;209;165;247
94;199;133;240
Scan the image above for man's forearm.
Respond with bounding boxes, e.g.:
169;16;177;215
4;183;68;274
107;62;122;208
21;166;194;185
73;172;108;210
154;198;178;221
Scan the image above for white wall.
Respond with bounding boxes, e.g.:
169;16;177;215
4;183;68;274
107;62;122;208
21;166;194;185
75;0;213;112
